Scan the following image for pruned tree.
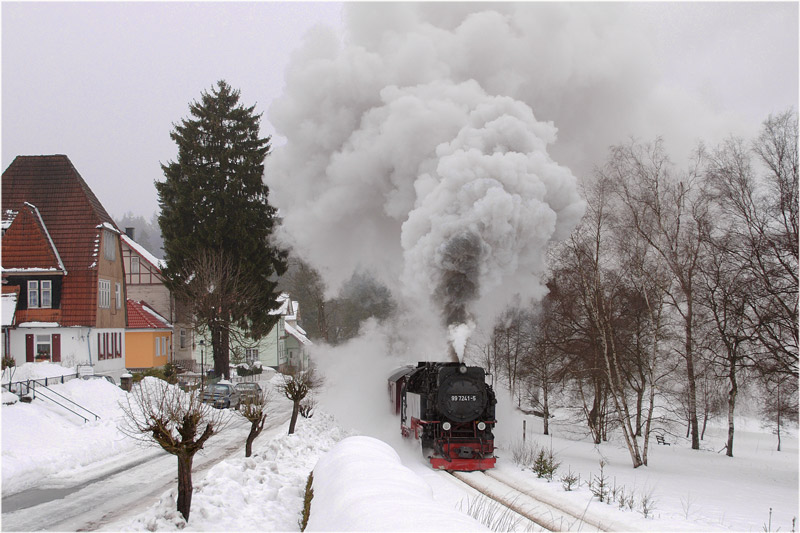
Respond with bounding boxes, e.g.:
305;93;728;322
238;386;273;457
157;80;287;380
119;377;230;520
280;365;323;434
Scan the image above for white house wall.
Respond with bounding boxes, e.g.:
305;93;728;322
8;326;127;380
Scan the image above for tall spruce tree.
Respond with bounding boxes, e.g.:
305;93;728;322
157;80;287;380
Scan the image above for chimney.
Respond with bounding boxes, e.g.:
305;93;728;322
125;227;135;239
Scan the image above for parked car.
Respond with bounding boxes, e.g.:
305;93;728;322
234;382;263;405
82;374;116;386
202;381;240;409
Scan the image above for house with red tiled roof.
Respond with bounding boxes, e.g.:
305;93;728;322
121;231;194;367
125;299;172;369
2;155;127;378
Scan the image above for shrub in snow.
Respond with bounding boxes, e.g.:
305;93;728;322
299;472;314;531
560;468;579;491
589;460;609;502
236;364;263;377
532;448;560;481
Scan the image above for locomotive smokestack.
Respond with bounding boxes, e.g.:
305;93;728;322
447;344;459;363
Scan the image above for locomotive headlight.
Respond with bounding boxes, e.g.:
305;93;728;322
442;422;452;431
459;364;467;374
477;422;486;431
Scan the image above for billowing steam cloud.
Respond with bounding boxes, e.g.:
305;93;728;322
266;4;618;358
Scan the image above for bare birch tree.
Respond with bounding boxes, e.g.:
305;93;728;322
609;139;711;450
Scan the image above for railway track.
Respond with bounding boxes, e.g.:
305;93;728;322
447;469;620;532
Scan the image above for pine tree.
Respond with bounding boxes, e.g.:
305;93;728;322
157;80;287;380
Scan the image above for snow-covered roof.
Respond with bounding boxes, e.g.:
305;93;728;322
269;293;291;316
120;234;165;271
27;202;66;273
2;209;18;231
96;222;120;234
2;291;18;327
127;299;172;329
285;322;311;346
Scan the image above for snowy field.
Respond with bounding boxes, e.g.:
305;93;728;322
1;362;797;532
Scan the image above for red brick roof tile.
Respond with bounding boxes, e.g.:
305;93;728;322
127;299;171;329
2;203;65;273
2;155;119;326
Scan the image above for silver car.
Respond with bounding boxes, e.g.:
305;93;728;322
202;382;240;409
234;382;263;405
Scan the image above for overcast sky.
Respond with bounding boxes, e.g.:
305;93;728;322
2;2;797;221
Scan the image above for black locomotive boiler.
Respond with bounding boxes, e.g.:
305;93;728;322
388;362;497;471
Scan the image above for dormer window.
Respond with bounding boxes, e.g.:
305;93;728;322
27;280;52;309
28;280;38;308
41;280;52;307
104;230;116;261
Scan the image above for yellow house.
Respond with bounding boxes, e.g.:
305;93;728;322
125;299;172;369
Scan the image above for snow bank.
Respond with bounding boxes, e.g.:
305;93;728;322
2;361;75;384
1;377;139;494
115;411;352;531
307;435;486;531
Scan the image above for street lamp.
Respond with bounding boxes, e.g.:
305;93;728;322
199;339;205;390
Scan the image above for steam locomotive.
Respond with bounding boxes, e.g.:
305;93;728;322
388;362;497;471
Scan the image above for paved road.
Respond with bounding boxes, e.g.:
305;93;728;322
1;410;290;531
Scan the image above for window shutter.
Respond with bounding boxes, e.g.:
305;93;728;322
52;334;61;362
26;334;34;362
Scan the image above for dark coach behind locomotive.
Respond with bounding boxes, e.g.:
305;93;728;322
389;362;497;471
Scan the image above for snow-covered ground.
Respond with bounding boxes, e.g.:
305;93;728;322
1;362;797;532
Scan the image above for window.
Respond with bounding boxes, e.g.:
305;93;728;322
115;283;122;310
180;329;186;349
104;230;115;261
131;256;140;274
41;280;52;308
28;280;39;308
35;335;51;361
155;337;161;357
98;279;110;308
163;337;169;358
27;280;53;309
245;348;258;363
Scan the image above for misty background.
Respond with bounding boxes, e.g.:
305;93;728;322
3;2;798;348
